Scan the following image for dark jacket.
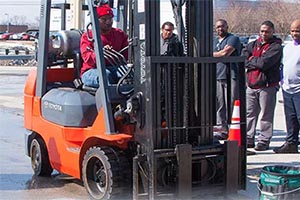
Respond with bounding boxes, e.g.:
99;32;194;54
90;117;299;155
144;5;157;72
244;36;282;87
161;33;184;56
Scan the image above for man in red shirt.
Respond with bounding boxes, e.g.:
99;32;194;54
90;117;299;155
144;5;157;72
80;5;128;87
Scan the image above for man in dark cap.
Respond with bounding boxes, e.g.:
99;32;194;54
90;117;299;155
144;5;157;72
80;5;128;87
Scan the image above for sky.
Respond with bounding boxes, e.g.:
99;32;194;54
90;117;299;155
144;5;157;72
0;0;174;27
0;0;40;24
0;0;299;25
0;0;66;24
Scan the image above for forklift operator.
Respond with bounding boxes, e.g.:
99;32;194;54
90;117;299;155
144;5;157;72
80;5;129;87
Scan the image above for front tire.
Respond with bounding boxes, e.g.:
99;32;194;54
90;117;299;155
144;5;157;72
82;146;130;200
30;137;53;176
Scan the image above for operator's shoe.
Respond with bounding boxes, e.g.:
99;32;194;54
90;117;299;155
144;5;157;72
246;150;256;156
273;142;298;154
213;132;228;140
254;143;269;151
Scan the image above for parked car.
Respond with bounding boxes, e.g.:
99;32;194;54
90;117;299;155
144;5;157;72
239;36;249;49
21;33;32;40
20;32;36;40
7;29;39;41
248;35;259;44
0;32;13;40
9;32;24;40
25;29;39;40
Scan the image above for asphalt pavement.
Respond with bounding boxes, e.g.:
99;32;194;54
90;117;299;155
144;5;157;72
0;65;299;200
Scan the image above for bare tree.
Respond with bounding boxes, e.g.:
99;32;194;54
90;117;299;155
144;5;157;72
1;0;299;37
10;15;28;25
214;0;300;37
26;16;40;29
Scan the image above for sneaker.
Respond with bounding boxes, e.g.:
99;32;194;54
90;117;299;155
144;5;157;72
213;132;228;140
273;142;298;154
247;141;255;148
254;143;269;151
247;138;255;148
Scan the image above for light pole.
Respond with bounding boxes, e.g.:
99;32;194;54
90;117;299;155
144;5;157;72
4;13;9;33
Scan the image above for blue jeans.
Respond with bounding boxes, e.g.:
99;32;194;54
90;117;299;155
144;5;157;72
81;67;119;87
282;90;300;145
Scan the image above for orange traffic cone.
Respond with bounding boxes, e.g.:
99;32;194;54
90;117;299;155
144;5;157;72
228;100;241;146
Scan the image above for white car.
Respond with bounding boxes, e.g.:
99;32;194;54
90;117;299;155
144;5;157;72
248;35;259;44
9;33;23;40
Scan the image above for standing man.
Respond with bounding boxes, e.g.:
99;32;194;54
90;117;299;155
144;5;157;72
274;19;300;153
244;21;282;151
80;4;128;87
160;21;183;56
213;19;242;140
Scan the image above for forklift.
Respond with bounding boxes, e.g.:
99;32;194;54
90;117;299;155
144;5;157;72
24;0;247;199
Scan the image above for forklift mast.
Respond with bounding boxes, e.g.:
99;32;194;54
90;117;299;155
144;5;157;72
125;0;247;198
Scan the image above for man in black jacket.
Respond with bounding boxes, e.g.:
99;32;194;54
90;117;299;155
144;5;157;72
160;21;183;56
243;21;282;151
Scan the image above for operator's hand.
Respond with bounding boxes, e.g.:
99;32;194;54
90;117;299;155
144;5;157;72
248;56;254;61
104;45;112;49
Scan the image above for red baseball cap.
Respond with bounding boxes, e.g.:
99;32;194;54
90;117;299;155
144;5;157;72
96;5;114;18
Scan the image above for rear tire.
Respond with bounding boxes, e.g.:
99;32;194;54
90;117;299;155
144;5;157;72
30;137;53;176
82;146;130;200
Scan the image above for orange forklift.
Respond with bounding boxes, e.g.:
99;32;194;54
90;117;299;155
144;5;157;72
24;0;247;199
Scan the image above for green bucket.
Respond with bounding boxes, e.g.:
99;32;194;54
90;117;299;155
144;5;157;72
258;165;300;200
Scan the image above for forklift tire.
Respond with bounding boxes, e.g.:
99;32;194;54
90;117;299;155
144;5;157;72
30;137;53;176
82;146;130;200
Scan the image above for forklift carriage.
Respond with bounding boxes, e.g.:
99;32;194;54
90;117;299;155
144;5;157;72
24;0;246;199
